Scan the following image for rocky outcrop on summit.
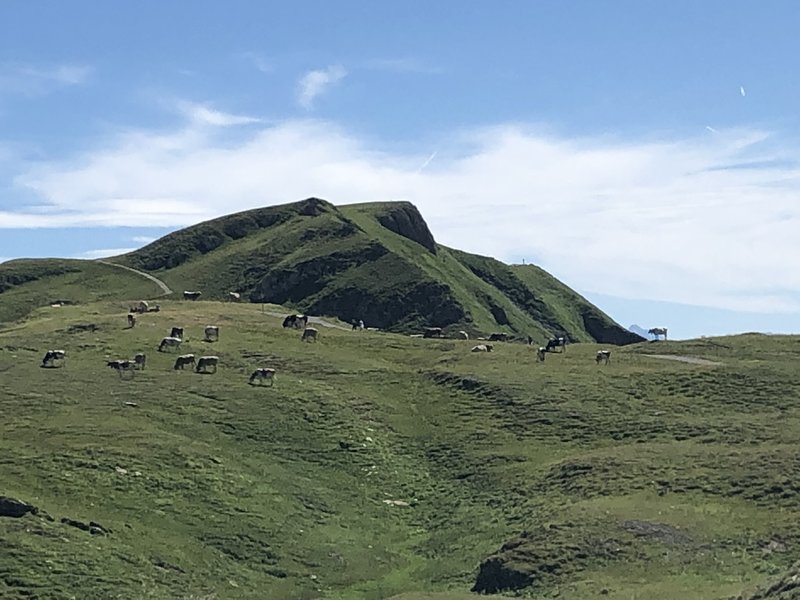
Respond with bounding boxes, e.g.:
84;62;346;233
373;202;437;254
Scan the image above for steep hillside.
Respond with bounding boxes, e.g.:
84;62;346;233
2;301;799;600
105;197;639;344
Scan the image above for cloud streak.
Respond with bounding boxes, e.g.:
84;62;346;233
5;118;800;314
297;65;347;109
0;62;92;96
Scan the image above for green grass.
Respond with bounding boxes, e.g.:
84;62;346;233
1;289;800;599
93;197;638;343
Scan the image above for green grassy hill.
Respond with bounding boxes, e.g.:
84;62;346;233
1;293;800;599
85;197;640;344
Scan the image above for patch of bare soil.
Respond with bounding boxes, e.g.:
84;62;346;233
644;354;723;366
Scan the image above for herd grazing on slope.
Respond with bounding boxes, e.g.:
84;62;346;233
39;289;670;383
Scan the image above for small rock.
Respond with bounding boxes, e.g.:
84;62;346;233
115;466;128;475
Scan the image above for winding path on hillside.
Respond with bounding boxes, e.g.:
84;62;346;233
644;354;723;366
95;261;352;330
95;260;173;297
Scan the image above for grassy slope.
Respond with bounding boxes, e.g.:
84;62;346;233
1;292;799;599
0;259;166;324
102;198;633;342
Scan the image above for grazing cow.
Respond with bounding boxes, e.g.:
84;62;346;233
195;356;219;373
458;331;469;340
537;347;546;362
228;292;241;301
158;336;183;352
107;359;136;378
545;336;567;353
488;332;510;342
596;350;612;365
301;327;319;342
127;314;136;328
204;325;219;342
471;344;493;352
249;368;276;386
173;354;196;370
648;327;668;341
133;353;146;370
423;327;443;339
169;327;184;340
183;290;202;301
134;300;149;313
283;314;308;329
148;304;161;313
41;350;66;368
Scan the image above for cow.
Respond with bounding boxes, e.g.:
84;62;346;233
228;292;241;301
107;359;136;379
158;337;183;352
536;347;546;362
488;332;510;342
458;331;470;340
133;353;147;370
301;327;319;342
183;291;202;301
195;356;219;373
283;314;308;329
648;327;668;341
41;350;66;368
173;354;196;370
471;344;493;352
249;368;276;386
127;314;136;328
596;350;612;365
130;300;149;314
423;327;443;339
545;336;567;353
204;326;219;342
169;327;184;340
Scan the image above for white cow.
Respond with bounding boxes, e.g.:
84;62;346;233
536;347;546;362
41;350;66;368
173;354;196;370
195;356;219;373
249;368;276;386
133;353;147;370
471;344;493;353
158;337;183;352
596;350;612;365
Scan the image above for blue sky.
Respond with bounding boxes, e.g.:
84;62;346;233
1;1;799;339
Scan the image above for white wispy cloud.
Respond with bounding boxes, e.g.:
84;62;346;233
0;62;92;96
175;100;261;126
297;65;347;109
5;118;800;314
78;248;137;259
131;236;156;244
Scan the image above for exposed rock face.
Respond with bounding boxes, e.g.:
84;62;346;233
581;309;645;345
0;496;37;518
375;202;437;254
738;562;800;599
